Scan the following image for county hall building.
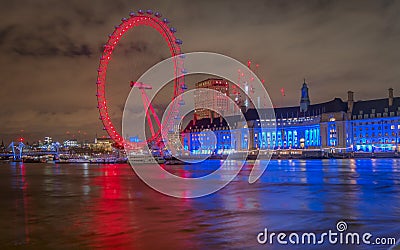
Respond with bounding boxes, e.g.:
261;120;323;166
182;79;400;155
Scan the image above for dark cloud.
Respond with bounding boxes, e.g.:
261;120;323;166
65;44;92;57
0;25;14;46
10;29;92;57
124;41;148;54
0;0;399;143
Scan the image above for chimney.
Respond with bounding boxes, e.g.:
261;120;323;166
388;88;394;107
347;91;354;114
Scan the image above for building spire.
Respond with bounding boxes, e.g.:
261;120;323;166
300;80;310;113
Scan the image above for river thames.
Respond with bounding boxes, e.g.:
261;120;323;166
0;159;399;249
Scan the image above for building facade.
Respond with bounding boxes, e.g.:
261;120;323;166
183;81;400;154
348;88;400;152
194;78;230;120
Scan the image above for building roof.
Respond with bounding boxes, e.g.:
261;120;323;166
195;78;229;87
184;115;243;132
245;98;348;120
352;97;400;115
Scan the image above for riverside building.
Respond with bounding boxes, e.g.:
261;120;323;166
182;79;400;155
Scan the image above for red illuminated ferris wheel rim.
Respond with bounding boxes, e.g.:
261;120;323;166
96;10;184;148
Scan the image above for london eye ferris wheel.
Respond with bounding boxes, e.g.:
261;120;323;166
96;9;186;149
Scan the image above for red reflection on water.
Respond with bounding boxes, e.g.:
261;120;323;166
88;164;136;249
99;164;122;200
178;168;190;178
160;164;191;178
84;164;198;249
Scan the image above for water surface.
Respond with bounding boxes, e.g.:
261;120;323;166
0;159;399;249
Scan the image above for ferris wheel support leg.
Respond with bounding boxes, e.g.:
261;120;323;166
143;92;162;128
141;89;156;137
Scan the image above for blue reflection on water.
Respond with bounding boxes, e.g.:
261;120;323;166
183;159;400;249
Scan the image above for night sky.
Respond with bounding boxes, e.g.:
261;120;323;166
0;0;399;143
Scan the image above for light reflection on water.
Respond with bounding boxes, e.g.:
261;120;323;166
0;159;399;249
